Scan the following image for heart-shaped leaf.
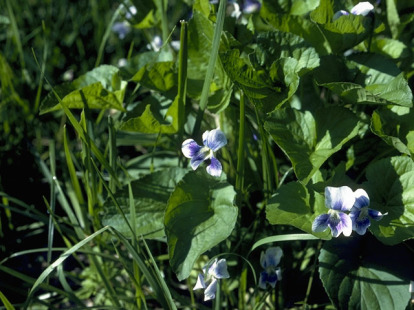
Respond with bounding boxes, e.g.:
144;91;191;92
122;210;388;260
165;170;237;280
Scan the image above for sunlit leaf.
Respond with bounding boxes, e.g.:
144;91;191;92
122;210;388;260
266;181;331;240
316;54;413;107
101;167;189;239
165;170;237;280
40;65;127;114
371;106;414;155
265;106;361;184
261;0;330;54
131;61;176;92
364;156;414;245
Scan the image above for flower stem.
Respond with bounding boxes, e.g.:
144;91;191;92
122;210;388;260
236;91;246;194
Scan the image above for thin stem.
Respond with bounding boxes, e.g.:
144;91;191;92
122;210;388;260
303;240;323;308
236;91;246;194
192;0;227;136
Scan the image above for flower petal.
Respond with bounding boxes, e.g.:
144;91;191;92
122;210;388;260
182;139;203;158
368;208;386;221
325;186;355;211
353;188;370;209
312;213;330;233
190;150;209;170
208;258;230;279
193;274;206;290
204;278;218;301
329;211;352;237
333;10;350;21
206;156;222;177
258;271;268;289
203;129;227;152
350;209;371;235
243;0;261;14
351;2;374;16
260;247;283;269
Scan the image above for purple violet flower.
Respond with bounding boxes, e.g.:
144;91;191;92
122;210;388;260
258;247;283;289
312;186;355;237
182;128;227;177
193;258;230;301
349;189;386;235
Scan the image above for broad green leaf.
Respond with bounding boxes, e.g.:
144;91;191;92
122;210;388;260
186;10;231;112
119;95;180;134
131;61;176;92
261;0;320;16
221;48;301;112
101;167;189;239
370;38;409;60
261;0;330;54
319;234;413;309
318;14;374;53
165;170;237;280
309;0;333;25
220;49;282;112
266;182;331;240
364;156;414;245
371;106;414;155
264;106;361;184
256;31;320;76
317;54;413;107
40;65;127;114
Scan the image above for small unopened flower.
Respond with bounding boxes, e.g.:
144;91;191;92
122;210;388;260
350;189;386;235
259;247;283;289
193;258;230;301
312;186;354;237
333;2;374;21
182;128;227;177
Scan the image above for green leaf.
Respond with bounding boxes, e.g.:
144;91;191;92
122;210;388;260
186;10;231;113
370;38;409;60
40;65;127;114
317;54;413;107
261;0;331;55
264;106;361;184
319;234;413;309
266;182;331;239
220;49;281;112
261;0;320;16
371;106;414;155
364;156;414;245
256;31;320;76
318;14;374;53
309;0;333;25
119;93;180;134
165;170;237;280
131;61;176;92
101;167;189;239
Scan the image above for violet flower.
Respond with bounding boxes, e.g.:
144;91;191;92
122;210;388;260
258;247;283;289
182;129;227;177
350;189;386;235
312;186;354;237
193;258;230;301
